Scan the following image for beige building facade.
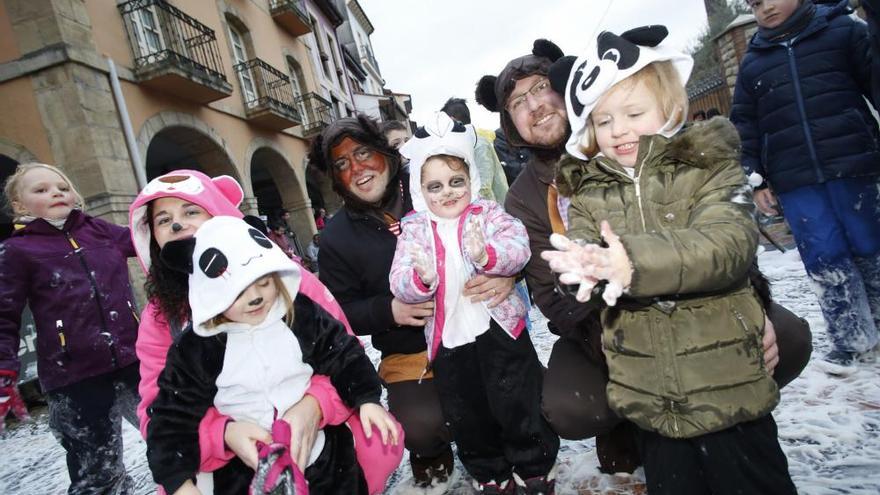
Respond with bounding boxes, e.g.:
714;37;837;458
0;0;357;249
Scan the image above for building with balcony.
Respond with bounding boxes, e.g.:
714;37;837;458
334;0;413;131
0;0;359;258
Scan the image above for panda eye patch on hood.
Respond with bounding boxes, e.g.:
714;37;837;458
186;216;303;337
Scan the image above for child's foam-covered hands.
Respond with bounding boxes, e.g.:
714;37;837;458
463;215;489;267
359;403;400;446
409;245;437;286
542;234;601;303
541;221;633;305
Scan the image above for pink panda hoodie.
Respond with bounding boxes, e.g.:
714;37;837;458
129;170;402;494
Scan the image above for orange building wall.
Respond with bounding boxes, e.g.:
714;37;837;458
0;4;20;63
0;78;55;163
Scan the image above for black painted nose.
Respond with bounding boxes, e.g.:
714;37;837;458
248;297;263;306
171;222;183;233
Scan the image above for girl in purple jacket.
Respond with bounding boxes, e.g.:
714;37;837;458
0;162;140;494
390;112;559;494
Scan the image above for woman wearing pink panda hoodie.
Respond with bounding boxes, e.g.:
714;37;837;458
128;169;402;494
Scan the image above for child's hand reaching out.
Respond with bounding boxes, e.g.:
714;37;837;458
463;215;489;266
359;403;400;446
541;221;633;305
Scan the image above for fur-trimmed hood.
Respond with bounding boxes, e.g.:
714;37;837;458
556;117;741;197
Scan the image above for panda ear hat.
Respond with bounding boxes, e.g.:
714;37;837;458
400;111;481;214
555;25;693;160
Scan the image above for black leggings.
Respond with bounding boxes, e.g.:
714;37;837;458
47;363;140;495
636;415;796;495
432;322;559;483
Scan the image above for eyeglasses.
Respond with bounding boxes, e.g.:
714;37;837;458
506;78;552;113
331;146;375;172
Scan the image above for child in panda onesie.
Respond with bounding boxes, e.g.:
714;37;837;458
390;112;559;494
146;216;399;495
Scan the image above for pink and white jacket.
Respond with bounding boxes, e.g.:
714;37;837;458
390;199;530;361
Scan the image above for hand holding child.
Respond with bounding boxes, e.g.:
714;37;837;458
463;215;489;267
224;420;272;469
359;403;400;446
281;394;323;469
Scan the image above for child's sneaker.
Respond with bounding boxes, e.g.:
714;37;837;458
472;478;514;494
512;465;557;495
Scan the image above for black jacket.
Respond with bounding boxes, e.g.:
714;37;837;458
318;176;426;358
146;294;380;494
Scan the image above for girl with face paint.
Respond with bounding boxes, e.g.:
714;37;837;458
388;113;559;493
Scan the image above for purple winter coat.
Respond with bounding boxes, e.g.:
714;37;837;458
0;210;139;392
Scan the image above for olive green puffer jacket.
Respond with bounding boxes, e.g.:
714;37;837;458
556;118;778;438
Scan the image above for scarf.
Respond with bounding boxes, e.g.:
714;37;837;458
431;214;491;349
758;0;817;42
15;214;69;230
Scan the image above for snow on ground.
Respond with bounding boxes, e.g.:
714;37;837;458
0;248;878;494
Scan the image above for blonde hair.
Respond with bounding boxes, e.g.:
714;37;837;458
3;162;85;215
580;61;688;157
208;272;295;327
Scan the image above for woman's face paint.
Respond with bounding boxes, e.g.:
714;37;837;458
330;137;391;204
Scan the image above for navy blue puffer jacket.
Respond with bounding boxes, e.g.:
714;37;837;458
730;1;878;194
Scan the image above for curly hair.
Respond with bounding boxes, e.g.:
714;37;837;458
308;114;404;213
143;202;191;324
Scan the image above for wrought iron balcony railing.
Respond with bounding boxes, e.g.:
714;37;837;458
269;0;312;37
118;0;231;102
234;58;301;129
296;92;335;136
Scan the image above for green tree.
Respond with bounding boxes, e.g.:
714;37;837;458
689;0;751;88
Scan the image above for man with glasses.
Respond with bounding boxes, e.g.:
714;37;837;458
476;39;813;475
310;115;516;490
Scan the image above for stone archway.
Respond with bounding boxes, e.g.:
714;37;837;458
138;112;247;211
137;111;240;177
248;142;313;254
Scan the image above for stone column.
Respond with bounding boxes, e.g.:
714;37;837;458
7;0;140;225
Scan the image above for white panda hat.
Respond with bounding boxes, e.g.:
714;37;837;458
549;25;693;160
399;111;481;214
160;216;302;336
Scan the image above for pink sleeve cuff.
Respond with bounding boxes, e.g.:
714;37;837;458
413;271;432;293
307;375;353;428
482;245;498;271
198;407;235;472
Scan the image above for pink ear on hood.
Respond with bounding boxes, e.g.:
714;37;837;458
212;175;244;208
128;169;246;274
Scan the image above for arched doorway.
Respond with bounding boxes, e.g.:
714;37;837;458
1;154;20;241
249;147;310;256
145;126;239;182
